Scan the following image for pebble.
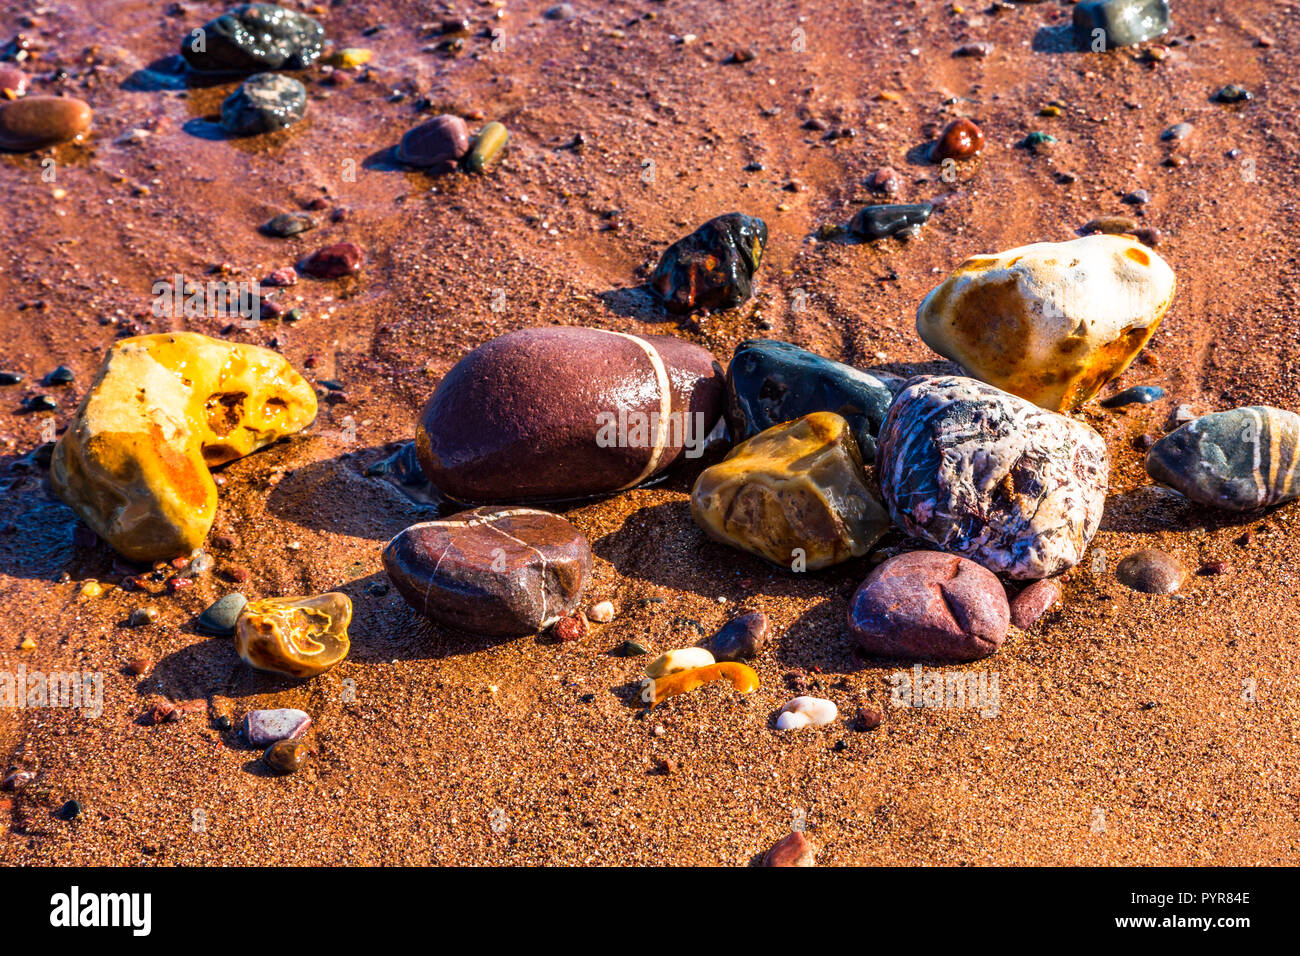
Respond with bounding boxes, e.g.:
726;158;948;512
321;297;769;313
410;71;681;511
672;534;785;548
0;95;93;151
877;377;1109;579
543;4;575;21
1146;406;1300;510
125;658;151;676
1123;188;1151;205
1073;0;1171;48
299;242;364;279
709;610;769;662
1081;216;1138;236
416;327;723;501
264;266;296;287
22;395;56;412
262;739;309;775
639;662;759;707
725;338;894;461
1213;84;1252;104
849;202;933;241
220;72;306;135
197;593;248;636
235;592;352;678
465;121;509;173
613;640;649;657
243;708;310;746
589;600;615;623
646;647;715;678
0;371;22;385
691;412;890;570
1100;384;1165;408
866;166;900;195
849;551;1010;661
383;507;592;636
856;702;884;730
181;4;325;72
649;212;767;314
44;365;74;385
954;42;993;58
1020;131;1056;150
127;606;158;627
396;114;469;173
50;333;317;561
776;696;838;730
262;212;316;237
763;831;815;867
931;117;984;162
916;234;1176;411
327;48;372;69
1009;579;1061;629
0;66;28;98
1116;549;1184;594
1161;122;1193;142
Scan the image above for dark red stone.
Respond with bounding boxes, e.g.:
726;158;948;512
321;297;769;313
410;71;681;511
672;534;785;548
299;242;364;279
396;114;470;173
763;831;815;866
848;550;1009;661
931;117;985;162
0;95;92;151
1009;578;1061;630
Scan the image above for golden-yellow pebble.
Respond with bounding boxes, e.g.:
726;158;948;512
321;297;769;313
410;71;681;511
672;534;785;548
79;580;104;598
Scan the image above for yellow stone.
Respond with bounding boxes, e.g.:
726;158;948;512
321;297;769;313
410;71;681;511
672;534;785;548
328;47;372;68
19;636;35;651
646;647;715;678
235;592;351;678
50;333;317;562
79;580;104;598
690;412;890;570
916;234;1176;411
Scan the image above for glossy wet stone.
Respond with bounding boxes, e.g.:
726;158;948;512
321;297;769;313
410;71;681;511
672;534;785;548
1101;384;1165;408
50;333;317;561
725;339;894;461
262;739;309;775
243;707;310;746
1009;579;1061;629
181;4;326;73
848;551;1009;661
877;376;1109;579
0;95;92;151
917;234;1176;411
1074;0;1171;49
235;592;351;678
396;114;469;172
198;593;248;636
849;202;932;241
262;212;316;237
1116;549;1184;594
383;506;592;636
639;662;759;707
416;326;724;502
931;117;984;162
1146;406;1300;511
465;120;508;173
220;72;306;135
299;242;364;279
763;831;815;867
1213;84;1252;104
691;412;890;570
648;212;767;314
709;610;769;662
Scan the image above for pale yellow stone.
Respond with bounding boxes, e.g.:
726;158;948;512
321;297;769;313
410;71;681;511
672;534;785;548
646;647;715;678
50;333;317;561
79;580;104;598
916;234;1176;411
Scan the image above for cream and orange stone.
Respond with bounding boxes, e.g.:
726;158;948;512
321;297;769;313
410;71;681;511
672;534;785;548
51;333;317;561
916;234;1176;411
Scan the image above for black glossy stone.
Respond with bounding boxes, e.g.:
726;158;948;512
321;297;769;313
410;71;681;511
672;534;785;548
1100;384;1165;408
725;339;894;461
1073;0;1170;49
849;202;932;241
649;212;767;314
43;365;74;385
220;72;306;135
181;4;325;73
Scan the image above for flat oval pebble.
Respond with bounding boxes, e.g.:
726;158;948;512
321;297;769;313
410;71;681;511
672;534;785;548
262;739;309;775
181;3;326;73
299;242;364;279
416;326;724;502
709;610;769;662
382;506;592;636
775;695;838;730
1116;549;1184;594
243;707;310;746
1146;406;1300;511
849;551;1009;661
931;118;984;162
849;202;933;241
649;212;767;314
645;647;715;678
1009;578;1061;630
220;72;306;135
0;95;92;151
263;212;316;237
1101;385;1165;408
877;376;1109;579
763;830;815;867
235;592;351;678
1074;0;1171;49
198;593;248;636
396;114;469;172
465;120;509;173
0;66;29;97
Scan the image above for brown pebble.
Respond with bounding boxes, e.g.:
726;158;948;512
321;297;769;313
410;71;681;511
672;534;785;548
223;566;250;584
763;830;816;867
931;117;984;162
299;242;364;280
1200;560;1230;575
1116;549;1185;594
210;533;239;550
1133;434;1156;451
0;95;92;150
1009;579;1061;629
263;739;309;775
146;701;179;725
856;703;884;731
125;658;151;676
866;166;900;195
551;613;589;643
1236;530;1254;547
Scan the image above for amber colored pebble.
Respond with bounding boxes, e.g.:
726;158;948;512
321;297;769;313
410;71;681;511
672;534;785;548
639;662;760;707
932;117;985;162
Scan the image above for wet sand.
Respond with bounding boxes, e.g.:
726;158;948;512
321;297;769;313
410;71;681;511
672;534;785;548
2;0;1298;865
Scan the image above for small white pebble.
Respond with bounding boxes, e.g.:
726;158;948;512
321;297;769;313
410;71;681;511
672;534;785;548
776;696;838;731
653;724;665;736
589;600;615;623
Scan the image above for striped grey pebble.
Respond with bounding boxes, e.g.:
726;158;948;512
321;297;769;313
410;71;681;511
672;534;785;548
876;375;1109;580
1145;406;1300;511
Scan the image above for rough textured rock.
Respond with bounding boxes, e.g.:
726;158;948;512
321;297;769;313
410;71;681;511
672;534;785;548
691;412;890;570
50;333;317;561
181;4;326;73
382;506;592;636
416;326;724;502
916;234;1176;411
725;339;894;461
709;610;769;661
877;376;1108;579
763;831;816;867
235;593;351;678
1074;0;1170;49
0;96;92;151
299;242;364;279
848;550;1010;661
1146;406;1300;511
648;212;767;314
220;72;306;135
1009;579;1061;629
396;114;469;172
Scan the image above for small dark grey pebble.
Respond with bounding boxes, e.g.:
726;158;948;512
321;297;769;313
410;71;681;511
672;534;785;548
198;593;248;636
22;395;56;412
44;365;74;385
1101;385;1165;408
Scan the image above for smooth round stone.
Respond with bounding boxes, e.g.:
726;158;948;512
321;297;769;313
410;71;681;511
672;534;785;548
1213;84;1252;104
0;66;29;97
1116;549;1184;594
709;610;769;661
220;72;306;135
262;739;308;775
763;831;815;867
299;242;364;279
877;376;1109;579
198;592;247;635
181;3;325;73
396;114;469;172
544;3;575;20
848;551;1010;661
243;707;310;746
1101;384;1164;408
1009;579;1061;630
645;647;714;678
383;506;592;636
725;339;894;461
866;166;900;194
417;327;724;502
1162;122;1193;142
0;95;92;151
465;121;509;174
776;695;838;730
1146;406;1300;510
235;592;351;678
649;212;767;314
931;118;984;162
1074;0;1171;49
263;212;316;237
849;202;933;241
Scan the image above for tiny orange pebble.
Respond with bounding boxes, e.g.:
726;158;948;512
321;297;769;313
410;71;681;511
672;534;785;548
640;662;760;707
